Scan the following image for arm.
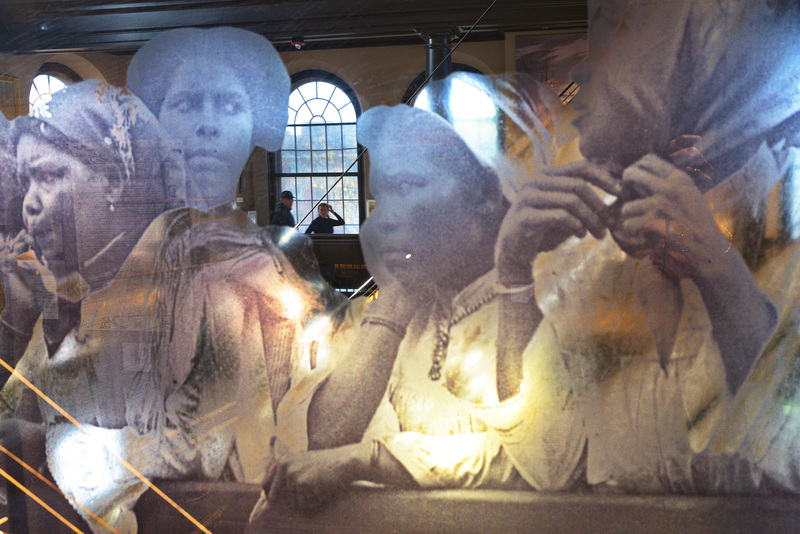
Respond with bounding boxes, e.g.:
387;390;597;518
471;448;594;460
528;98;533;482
306;288;415;449
493;161;618;400
612;155;776;394
304;219;316;234
329;209;345;227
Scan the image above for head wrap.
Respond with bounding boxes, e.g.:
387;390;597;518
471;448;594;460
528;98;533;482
13;80;186;213
420;72;580;203
358;104;502;201
582;0;800;179
126;27;289;151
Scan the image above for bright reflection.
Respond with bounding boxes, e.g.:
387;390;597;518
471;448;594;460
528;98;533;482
29;74;68;115
279;288;305;322
414;76;499;166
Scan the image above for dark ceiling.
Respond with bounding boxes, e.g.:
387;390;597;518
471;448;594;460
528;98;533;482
0;0;587;54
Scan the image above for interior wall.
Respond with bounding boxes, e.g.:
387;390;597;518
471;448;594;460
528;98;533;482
0;38;506;219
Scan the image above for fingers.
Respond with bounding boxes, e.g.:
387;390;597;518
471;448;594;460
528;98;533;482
517;181;607;239
667;134;702;153
621;155;696;199
545;160;622;197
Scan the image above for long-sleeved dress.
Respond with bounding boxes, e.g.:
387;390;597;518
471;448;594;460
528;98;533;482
5;205;330;533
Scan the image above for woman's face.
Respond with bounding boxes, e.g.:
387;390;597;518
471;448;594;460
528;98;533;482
318;203;329;217
361;150;484;289
158;62;253;208
18;133;117;278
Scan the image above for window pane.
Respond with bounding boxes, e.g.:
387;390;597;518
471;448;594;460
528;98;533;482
343;149;358;166
310;124;326;150
343;176;359;199
308;98;328;119
339;102;356;122
342;125;357;148
281;152;297;173
327;125;342;150
296;177;312;199
298;82;317;102
296;150;311;172
317;82;337;101
296;105;313;125
312;150;328;173
327;150;343;173
281;126;295;150
296;124;311;150
311;178;327;199
330;87;351;111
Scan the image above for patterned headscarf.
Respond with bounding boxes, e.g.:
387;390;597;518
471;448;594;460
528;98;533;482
583;0;800;179
13;80;186;212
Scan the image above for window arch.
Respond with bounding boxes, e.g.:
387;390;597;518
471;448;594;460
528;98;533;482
276;70;363;234
29;63;81;114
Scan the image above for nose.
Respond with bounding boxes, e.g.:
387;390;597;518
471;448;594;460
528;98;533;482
195;99;220;138
23;184;43;228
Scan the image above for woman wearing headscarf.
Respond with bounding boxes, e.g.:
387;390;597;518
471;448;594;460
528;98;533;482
0;79;328;534
126;26;288;212
247;100;588;528
494;0;800;493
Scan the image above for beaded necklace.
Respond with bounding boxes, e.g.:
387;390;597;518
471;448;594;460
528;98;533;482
428;284;498;381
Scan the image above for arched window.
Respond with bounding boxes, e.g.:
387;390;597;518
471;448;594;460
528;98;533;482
276;71;363;234
29;63;81;114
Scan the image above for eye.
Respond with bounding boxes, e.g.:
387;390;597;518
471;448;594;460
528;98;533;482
216;94;246;116
34;165;67;185
390;177;426;196
166;93;198;114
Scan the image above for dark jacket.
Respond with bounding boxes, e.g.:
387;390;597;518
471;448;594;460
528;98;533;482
271;202;295;227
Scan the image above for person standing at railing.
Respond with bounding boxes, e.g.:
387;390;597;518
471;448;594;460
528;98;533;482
272;190;296;227
305;203;345;234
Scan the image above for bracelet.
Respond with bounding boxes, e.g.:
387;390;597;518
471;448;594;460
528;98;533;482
493;282;535;303
360;316;407;338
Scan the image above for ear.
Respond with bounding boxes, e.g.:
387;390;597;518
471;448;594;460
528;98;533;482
104;175;125;205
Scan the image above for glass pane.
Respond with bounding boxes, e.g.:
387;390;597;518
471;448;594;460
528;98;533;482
310;124;327;150
329;87;351;111
327;151;343;173
342;125;357;148
295;124;311;150
343;176;359;199
327;125;342;150
317;81;337;102
311;178;327;200
298;82;317;103
296;150;311;172
288;89;304;112
343;149;358;167
343;202;359;224
339;102;356;122
281;126;295;150
296;176;312;199
281;151;297;173
296;104;313;125
308;98;329;119
312;150;328;173
281;177;295;193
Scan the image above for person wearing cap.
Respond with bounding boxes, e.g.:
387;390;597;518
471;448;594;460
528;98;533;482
272;190;296;227
250;103;583;521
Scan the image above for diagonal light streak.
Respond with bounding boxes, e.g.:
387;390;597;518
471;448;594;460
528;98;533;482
0;465;85;534
0;445;118;533
0;357;211;533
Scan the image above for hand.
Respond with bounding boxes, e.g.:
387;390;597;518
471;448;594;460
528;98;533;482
495;161;618;286
667;135;715;192
609;154;730;282
262;444;366;511
0;232;46;335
